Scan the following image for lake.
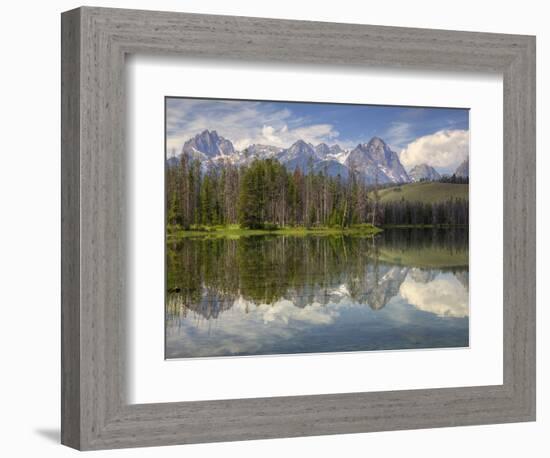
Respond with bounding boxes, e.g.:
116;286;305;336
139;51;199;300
165;228;469;359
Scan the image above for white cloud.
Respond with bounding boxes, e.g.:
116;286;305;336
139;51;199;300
166;98;340;153
235;298;338;325
384;122;414;150
232;123;338;150
165;295;344;357
399;273;469;318
399;129;469;174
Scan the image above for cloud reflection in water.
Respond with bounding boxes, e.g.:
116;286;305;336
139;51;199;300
166;228;469;358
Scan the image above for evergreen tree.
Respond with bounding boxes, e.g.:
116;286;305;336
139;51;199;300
166;156;467;229
238;160;266;228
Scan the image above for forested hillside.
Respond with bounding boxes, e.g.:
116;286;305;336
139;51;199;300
167;156;374;229
167;156;468;230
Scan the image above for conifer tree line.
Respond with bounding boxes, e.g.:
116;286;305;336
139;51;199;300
437;175;469;184
379;199;468;226
166;155;468;229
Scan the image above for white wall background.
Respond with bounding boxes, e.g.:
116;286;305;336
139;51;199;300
0;1;546;456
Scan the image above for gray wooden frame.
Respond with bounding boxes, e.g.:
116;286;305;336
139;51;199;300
61;6;536;451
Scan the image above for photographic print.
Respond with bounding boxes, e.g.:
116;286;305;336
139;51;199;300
165;97;469;359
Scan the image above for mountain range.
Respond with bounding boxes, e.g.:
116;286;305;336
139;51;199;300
170;129;467;184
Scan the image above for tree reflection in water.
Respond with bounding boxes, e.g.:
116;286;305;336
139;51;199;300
166;228;469;358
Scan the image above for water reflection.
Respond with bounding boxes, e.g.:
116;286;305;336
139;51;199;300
166;228;469;358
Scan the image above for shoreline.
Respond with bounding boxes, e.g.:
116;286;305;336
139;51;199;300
167;224;383;239
381;224;468;229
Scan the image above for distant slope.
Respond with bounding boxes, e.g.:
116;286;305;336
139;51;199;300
455;158;469;178
376;247;468;268
374;182;468;204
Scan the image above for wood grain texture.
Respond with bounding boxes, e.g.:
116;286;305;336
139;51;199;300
61;7;81;449
61;6;536;450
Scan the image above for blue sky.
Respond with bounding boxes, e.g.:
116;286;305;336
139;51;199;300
166;97;469;173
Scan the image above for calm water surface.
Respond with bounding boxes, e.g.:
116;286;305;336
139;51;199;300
166;228;469;358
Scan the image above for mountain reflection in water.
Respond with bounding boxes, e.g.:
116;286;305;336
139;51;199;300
166;228;469;358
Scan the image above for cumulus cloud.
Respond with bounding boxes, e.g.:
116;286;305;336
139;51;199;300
399;273;469;318
166;98;340;153
235;298;338;325
233;123;339;150
165;296;344;357
399;129;469;174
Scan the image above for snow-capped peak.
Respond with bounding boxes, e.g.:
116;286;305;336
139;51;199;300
173;131;411;184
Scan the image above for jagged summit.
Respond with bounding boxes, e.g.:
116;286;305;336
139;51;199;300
367;136;385;146
408;163;441;182
182;129;235;159
345;137;409;184
172;131;412;184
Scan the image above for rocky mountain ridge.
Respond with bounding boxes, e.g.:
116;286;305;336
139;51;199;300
171;129;459;184
408;163;442;182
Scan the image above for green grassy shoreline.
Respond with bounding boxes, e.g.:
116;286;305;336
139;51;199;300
167;223;383;240
381;224;468;229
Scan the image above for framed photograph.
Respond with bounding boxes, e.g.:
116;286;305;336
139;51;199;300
164;97;470;360
61;6;536;450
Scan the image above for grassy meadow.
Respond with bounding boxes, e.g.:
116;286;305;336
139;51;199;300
374;182;469;204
